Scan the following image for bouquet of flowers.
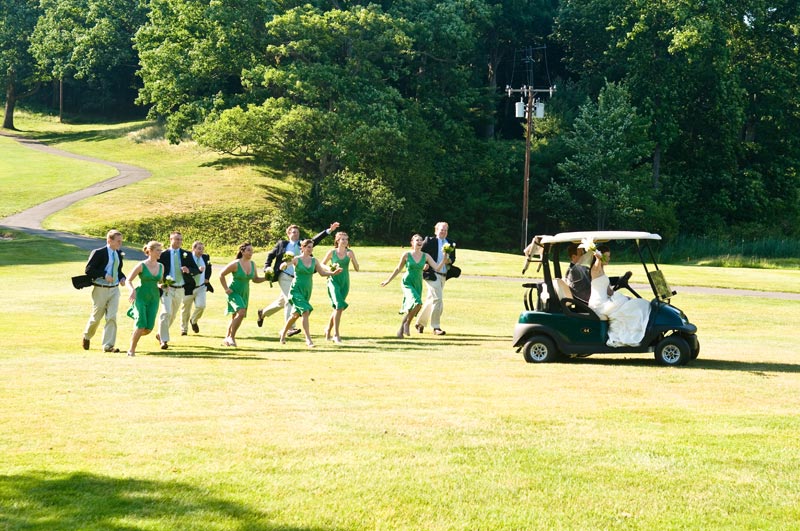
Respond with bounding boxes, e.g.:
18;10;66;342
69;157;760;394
161;275;176;288
282;251;295;263
579;237;607;264
329;262;340;273
442;242;456;255
263;266;275;282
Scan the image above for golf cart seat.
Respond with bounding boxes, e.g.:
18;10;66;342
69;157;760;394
552;278;607;320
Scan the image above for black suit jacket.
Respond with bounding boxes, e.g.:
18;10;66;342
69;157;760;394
85;246;126;284
421;236;456;281
264;229;331;281
157;247;201;285
183;253;214;294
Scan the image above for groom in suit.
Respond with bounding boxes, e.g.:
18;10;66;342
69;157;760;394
82;229;127;352
415;221;455;336
257;221;339;335
156;231;201;349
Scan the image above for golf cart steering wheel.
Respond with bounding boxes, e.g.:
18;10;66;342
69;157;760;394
613;271;633;291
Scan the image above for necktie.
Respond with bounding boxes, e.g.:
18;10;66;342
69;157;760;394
111;251;118;283
173;250;183;284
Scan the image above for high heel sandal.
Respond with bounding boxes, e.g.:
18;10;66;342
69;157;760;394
332;336;342;344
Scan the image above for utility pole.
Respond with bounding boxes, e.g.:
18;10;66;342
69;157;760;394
506;84;553;250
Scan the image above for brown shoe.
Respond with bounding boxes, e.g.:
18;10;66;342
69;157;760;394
82;338;90;350
103;347;120;353
433;328;446;336
256;310;264;328
414;324;424;334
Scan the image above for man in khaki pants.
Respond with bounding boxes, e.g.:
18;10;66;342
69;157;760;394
415;221;455;335
82;229;126;352
157;231;200;349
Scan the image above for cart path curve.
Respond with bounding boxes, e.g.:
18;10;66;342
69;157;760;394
0;131;150;257
1;132;798;300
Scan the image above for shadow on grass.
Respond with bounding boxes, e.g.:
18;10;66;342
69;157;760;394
0;231;88;266
0;471;333;531
561;356;800;373
23;122;150;144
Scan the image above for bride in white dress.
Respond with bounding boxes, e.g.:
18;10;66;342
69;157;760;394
587;245;651;347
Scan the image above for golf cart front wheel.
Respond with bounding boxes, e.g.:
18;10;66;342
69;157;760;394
523;336;559;363
655;335;691;366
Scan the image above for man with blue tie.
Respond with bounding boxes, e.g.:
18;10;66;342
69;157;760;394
415;221;455;336
180;241;212;335
82;229;127;352
156;231;200;349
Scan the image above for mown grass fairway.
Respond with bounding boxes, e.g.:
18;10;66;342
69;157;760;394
2;231;800;530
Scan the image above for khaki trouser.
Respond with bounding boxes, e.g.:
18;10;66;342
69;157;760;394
416;274;446;329
158;285;184;342
83;285;120;350
181;284;207;333
260;274;294;325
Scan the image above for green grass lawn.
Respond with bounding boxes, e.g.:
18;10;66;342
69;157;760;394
2;230;800;530
0;135;116;218
3;113;800;529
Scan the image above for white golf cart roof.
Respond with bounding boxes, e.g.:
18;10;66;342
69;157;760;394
537;231;661;245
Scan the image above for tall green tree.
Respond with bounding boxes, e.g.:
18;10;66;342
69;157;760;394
0;0;41;129
30;0;146;119
134;0;274;141
556;81;657;230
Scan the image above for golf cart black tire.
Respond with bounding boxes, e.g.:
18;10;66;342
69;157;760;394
688;335;700;360
655;335;691;366
523;336;560;363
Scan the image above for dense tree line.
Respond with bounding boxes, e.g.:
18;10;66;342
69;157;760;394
2;0;798;248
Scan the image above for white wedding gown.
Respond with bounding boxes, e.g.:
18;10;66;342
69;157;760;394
588;274;651;347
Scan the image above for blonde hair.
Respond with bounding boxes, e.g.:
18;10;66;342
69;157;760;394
106;229;122;242
334;232;349;246
143;241;162;256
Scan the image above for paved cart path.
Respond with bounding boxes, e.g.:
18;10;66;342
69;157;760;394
2;132;798;300
1;131;149;258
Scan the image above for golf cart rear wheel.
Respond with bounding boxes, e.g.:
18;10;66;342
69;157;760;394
523;336;559;363
655;335;691;366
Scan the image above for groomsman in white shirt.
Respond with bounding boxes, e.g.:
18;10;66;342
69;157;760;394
156;231;200;349
415;221;455;336
82;229;126;352
181;241;212;335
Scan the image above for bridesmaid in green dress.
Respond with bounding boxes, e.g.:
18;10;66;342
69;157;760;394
125;241;164;356
219;242;268;347
322;232;360;344
279;239;342;347
380;234;445;338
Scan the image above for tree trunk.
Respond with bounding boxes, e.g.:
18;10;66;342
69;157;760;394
3;74;17;130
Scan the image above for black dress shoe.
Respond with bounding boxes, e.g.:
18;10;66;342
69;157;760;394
82;338;90;350
191;322;200;333
414;324;424;334
104;347;120;353
161;342;169;350
181;331;188;336
433;328;446;336
256;310;264;328
287;328;302;337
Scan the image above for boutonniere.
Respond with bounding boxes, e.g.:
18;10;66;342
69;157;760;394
182;252;188;259
120;252;126;257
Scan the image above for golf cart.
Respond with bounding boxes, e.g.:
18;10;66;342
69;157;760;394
513;231;699;366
